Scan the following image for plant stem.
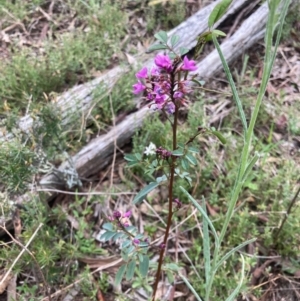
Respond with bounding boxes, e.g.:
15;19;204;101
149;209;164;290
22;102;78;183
152;102;178;300
274;185;300;242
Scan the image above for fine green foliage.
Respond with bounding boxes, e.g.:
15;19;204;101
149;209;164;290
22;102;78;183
0;0;126;112
0;0;298;300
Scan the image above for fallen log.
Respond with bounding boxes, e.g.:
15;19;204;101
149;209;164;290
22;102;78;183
39;0;270;187
0;0;248;142
1;0;285;233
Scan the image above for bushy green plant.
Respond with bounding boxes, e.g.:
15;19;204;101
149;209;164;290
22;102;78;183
101;1;293;301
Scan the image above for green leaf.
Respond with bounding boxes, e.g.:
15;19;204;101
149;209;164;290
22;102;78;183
124;154;138;162
156;175;167;183
121;240;132;249
126;260;136;281
179;47;189;56
212;29;226;37
166;270;174;284
135;153;142;161
127;161;139;167
211;130;227;144
135;233;144;240
138;241;149;248
126;245;135;254
172;149;184;156
125;226;136;233
133;181;159;204
112;232;126;241
165;263;180;271
121;251;129;262
154;30;168;43
102;222;113;231
185;153;197;166
138;253;143;263
188;146;199;154
146;43;168;53
100;231;116;241
170;34;180;47
151;159;158;167
115;264;127;286
181;158;190;170
208;0;233;28
139;255;149;277
245;182;259;191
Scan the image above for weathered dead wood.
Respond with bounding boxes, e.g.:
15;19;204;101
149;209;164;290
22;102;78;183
0;0;248;142
0;0;291;235
37;1;273;188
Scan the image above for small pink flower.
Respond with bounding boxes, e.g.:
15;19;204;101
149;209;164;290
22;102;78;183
165;102;175;114
133;81;146;94
113;211;122;218
181;56;197;71
173;198;182;208
154;54;173;72
133;238;140;245
151;67;160;76
174;91;183;99
155;93;166;105
147;92;155;101
123;210;132;218
136;67;148;79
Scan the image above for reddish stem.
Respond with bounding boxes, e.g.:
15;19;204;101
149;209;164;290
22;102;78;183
152;104;178;301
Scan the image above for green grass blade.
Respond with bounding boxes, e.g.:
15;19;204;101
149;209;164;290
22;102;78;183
246;0;292;144
202;196;211;286
180;187;219;245
215;238;256;272
224;254;245;301
212;35;247;136
179;274;204;301
241;154;260;183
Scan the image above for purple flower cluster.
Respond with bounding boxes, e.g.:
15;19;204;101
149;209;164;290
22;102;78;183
173;198;182;209
156;146;172;160
133;54;197;114
109;210;132;228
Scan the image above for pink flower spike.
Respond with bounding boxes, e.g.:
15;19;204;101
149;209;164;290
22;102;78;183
136;67;148;79
154;54;173;72
123;210;132;218
133;81;146;94
182;56;197;71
